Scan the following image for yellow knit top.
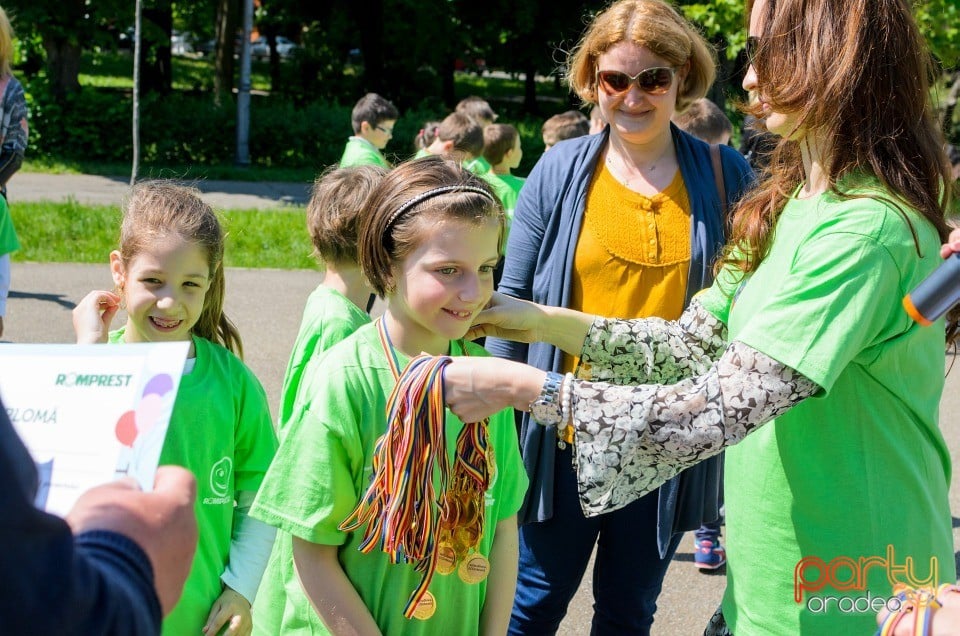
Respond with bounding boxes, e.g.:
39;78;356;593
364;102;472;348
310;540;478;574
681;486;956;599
564;162;691;373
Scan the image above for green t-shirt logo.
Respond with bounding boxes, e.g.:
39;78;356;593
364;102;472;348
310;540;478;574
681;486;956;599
210;456;232;497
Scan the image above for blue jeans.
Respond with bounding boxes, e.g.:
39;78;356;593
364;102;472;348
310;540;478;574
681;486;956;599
509;446;682;635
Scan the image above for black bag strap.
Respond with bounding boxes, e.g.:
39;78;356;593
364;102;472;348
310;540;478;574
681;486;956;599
710;143;727;218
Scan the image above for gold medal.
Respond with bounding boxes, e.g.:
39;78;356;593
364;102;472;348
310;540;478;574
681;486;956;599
458;552;490;584
412;590;437;620
436;543;457;575
486;445;496;481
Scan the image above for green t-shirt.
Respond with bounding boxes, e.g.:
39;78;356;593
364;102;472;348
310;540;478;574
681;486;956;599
699;183;954;635
497;173;525;200
0;195;19;255
463;156;492;175
250;322;528;635
110;330;279;636
339;136;390;169
277;285;370;435
413;147;431;160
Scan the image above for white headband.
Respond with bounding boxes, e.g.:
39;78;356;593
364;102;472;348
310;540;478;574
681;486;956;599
384;185;496;231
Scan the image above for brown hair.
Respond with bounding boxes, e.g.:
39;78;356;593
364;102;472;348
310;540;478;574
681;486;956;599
414;120;441;151
542;110;590;147
482;123;520;166
350;93;399;134
455;96;497;125
358;156;505;297
566;0;716;111
672;98;732;145
118;181;243;357
307;164;387;265
720;0;958;345
436;112;484;157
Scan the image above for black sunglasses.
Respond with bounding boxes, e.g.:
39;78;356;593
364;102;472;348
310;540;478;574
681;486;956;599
595;67;676;96
745;36;760;68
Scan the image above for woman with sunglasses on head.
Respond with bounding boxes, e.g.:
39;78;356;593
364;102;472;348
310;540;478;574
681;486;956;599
484;1;752;633
449;0;960;633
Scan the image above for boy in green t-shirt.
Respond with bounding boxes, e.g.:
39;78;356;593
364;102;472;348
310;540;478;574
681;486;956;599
338;93;399;169
541;110;589;151
483;123;524;200
275;164;386;433
424;112;516;220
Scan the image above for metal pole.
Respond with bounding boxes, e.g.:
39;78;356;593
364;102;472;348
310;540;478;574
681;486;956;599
235;0;253;166
131;0;142;185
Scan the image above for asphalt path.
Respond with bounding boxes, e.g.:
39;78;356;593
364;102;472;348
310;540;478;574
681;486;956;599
4;172;960;634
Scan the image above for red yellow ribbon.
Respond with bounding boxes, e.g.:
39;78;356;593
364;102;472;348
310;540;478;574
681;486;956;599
339;320;490;619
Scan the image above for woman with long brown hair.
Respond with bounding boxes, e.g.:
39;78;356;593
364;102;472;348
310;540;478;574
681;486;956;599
442;0;960;633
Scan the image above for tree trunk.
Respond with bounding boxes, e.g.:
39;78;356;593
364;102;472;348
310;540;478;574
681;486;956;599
523;62;539;115
141;3;173;95
42;38;81;100
354;0;384;92
214;0;239;103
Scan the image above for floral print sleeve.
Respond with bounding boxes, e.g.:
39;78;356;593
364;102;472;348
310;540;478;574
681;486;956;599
570;341;820;516
578;297;728;385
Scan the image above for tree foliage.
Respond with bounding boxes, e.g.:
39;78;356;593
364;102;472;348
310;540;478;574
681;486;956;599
5;0;960;132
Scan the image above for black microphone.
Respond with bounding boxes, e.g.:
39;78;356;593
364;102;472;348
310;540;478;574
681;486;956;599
903;253;960;325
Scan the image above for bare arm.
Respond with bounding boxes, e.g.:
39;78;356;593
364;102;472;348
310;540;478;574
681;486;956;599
467;292;595;356
479;517;519;636
292;538;382;636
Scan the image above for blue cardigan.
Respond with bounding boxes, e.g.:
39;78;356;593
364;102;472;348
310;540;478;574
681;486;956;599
487;125;754;555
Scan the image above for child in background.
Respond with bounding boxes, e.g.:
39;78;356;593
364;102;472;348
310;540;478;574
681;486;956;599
671;96;733;573
249;156;528;635
672;97;733;147
425;112;517;217
483;123;525;199
413;120;442;159
456;95;498;128
275;164;386;433
73;181;279;636
482;123;525;285
541;110;590;151
339;93;399;169
456;96;498;175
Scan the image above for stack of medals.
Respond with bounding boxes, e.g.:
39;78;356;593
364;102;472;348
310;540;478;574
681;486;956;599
340;335;491;622
435;412;493;588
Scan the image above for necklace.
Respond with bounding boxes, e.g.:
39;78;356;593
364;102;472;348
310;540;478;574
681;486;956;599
605;145;676;191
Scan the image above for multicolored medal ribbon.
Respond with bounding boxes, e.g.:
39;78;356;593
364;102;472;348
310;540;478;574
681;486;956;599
339;319;491;619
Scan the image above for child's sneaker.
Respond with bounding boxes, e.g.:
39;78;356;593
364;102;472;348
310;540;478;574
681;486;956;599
694;538;726;570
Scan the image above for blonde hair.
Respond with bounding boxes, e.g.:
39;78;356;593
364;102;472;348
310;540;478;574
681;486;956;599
118;181;243;357
567;0;716;112
0;7;15;77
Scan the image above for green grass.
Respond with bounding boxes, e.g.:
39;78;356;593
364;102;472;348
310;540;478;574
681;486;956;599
79;51;275;92
22;159;317;183
11;200;315;270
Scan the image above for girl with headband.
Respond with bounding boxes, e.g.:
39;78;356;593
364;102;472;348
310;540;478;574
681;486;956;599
249;156;528;635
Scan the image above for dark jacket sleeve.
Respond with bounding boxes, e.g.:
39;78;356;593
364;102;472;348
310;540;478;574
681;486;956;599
0;76;27;186
0;397;162;635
